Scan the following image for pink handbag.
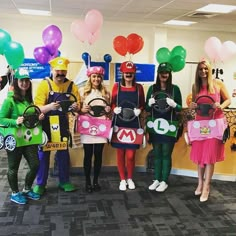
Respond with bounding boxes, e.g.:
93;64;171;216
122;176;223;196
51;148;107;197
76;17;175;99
77;115;112;139
187;117;228;143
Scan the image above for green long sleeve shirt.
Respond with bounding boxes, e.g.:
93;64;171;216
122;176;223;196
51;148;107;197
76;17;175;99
0;95;31;127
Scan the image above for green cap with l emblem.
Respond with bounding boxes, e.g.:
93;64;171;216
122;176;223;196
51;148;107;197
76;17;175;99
157;62;172;73
14;68;30;80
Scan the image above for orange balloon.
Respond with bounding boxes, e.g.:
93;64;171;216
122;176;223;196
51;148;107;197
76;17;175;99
186;93;192;107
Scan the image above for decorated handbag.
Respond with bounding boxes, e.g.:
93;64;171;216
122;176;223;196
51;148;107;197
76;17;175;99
187;117;228;143
111;125;144;145
185;95;229;145
42;115;69;151
146;116;179;138
146;89;180;138
0;105;44;152
77;115;112;139
110;83;145;146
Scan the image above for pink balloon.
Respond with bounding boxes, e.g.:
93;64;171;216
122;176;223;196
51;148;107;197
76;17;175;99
88;30;100;45
33;46;51;65
204;37;221;61
85;9;103;34
71;20;90;43
220;41;236;61
42;25;62;55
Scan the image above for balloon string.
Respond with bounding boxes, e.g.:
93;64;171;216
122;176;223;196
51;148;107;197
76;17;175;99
9;67;14;86
84;42;91;68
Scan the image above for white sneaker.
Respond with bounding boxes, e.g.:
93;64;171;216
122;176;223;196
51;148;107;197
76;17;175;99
127;179;135;190
119;180;127;191
156;181;168;192
148;180;160;190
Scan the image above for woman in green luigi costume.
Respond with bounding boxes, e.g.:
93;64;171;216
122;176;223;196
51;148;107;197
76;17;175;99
146;62;182;192
0;68;44;204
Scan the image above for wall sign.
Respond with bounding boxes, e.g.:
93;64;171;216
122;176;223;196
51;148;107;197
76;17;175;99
115;63;155;83
20;58;50;79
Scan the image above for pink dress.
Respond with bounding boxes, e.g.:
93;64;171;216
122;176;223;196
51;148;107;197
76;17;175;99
190;85;225;167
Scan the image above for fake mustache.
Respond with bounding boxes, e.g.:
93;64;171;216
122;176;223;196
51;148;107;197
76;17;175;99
125;74;133;78
56;74;66;78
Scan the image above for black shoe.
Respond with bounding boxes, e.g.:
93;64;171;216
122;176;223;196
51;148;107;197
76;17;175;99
85;185;93;193
93;183;101;192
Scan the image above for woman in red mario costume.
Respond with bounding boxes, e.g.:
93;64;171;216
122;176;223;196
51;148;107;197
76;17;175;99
111;61;145;191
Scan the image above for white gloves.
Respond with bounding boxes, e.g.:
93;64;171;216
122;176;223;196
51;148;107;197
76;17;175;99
114;106;122;115
148;97;155;107
133;108;141;116
166;97;177;108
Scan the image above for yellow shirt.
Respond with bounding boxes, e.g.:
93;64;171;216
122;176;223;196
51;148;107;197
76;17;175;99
34;78;81;107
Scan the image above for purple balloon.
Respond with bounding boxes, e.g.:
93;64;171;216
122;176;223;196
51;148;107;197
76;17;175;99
42;25;62;55
33;46;51;65
49;49;60;61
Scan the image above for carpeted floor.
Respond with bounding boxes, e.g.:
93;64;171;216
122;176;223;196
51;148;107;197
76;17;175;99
0;150;236;236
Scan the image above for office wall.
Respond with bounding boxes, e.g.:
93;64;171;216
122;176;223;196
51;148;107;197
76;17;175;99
1;16;236;106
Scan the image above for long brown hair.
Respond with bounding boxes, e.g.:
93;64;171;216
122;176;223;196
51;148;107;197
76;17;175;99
153;71;173;95
13;79;33;103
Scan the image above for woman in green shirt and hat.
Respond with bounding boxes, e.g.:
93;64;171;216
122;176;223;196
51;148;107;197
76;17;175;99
0;68;44;204
146;62;182;192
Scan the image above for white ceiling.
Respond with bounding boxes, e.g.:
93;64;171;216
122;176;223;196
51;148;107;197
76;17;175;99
1;0;236;33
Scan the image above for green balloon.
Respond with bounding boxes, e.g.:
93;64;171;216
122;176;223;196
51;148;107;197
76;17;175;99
4;41;25;69
170;55;185;72
156;47;171;63
171;45;186;59
0;28;12;55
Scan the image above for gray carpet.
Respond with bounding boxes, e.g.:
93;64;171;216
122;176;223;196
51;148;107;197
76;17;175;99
0;150;236;236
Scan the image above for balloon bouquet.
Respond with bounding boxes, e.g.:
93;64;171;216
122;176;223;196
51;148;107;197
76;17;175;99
71;9;104;69
155;45;186;72
81;52;112;66
204;36;236;63
33;25;62;65
0;28;25;95
113;33;144;58
204;36;236;82
71;9;103;47
0;28;25;70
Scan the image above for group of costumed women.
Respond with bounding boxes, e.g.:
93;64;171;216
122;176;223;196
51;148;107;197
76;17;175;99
0;57;230;205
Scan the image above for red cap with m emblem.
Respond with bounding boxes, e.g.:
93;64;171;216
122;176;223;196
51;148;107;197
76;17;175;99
120;61;136;73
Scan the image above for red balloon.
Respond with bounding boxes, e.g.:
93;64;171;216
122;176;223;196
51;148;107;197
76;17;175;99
113;36;128;56
127;33;144;55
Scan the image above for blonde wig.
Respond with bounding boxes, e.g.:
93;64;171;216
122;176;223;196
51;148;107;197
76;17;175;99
194;60;215;96
83;75;110;103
